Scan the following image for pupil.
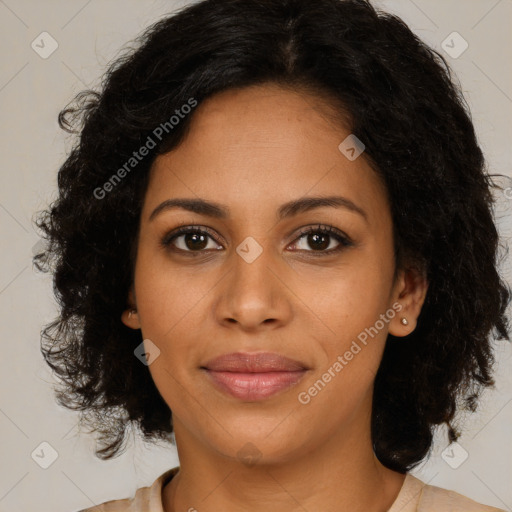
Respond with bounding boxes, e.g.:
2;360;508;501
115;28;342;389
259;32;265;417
186;233;207;250
309;233;328;250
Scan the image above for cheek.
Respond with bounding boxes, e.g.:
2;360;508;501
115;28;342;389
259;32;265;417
296;278;392;419
303;263;394;401
134;246;215;340
311;261;392;339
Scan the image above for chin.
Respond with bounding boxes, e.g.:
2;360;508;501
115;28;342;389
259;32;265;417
203;418;309;467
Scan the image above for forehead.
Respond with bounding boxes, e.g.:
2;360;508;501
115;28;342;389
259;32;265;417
143;84;390;227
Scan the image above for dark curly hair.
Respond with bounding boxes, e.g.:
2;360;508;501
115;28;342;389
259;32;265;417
33;0;511;472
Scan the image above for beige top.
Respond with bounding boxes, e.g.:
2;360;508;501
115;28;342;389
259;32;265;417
76;466;505;511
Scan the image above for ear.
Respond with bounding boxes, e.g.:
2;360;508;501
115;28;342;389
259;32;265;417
388;265;429;337
121;286;141;330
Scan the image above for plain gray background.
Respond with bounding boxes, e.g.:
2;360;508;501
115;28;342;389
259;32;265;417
0;1;511;511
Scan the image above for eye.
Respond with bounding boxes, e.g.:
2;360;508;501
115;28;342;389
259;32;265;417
289;224;353;255
161;226;222;253
160;224;353;255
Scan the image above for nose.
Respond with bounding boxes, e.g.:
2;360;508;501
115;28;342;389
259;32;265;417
214;242;293;332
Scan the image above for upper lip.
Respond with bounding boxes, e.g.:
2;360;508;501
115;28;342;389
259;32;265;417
202;352;308;372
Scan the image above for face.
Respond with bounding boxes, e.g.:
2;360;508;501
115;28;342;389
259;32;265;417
122;83;427;465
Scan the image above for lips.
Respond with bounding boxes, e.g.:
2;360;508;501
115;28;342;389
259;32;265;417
203;352;307;372
201;352;309;401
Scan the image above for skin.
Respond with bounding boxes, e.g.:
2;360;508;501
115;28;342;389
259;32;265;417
121;83;429;512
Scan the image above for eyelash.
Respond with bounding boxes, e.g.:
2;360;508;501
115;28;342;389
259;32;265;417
160;224;354;257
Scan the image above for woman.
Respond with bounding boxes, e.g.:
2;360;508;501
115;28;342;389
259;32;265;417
34;0;511;510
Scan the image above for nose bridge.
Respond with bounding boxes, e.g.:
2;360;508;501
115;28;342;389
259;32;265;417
231;236;276;303
216;236;291;328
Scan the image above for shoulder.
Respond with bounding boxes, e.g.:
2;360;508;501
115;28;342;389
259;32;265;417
72;467;179;512
408;474;506;512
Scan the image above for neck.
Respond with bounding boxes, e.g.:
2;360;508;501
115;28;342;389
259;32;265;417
162;407;406;512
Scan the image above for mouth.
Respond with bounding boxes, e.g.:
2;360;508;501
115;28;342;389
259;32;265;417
201;352;309;401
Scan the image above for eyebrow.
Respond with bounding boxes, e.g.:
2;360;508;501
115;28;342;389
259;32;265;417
149;195;368;223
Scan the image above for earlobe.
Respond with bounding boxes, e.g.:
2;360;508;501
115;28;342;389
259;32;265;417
121;287;140;329
389;311;414;337
389;265;429;337
121;307;140;329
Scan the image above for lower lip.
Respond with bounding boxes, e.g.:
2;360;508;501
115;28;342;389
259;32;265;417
203;369;307;400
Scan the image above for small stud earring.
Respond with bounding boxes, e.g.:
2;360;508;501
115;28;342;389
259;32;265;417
128;309;137;318
400;317;408;326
